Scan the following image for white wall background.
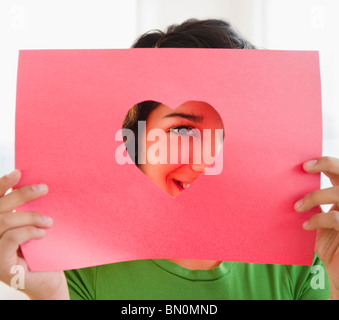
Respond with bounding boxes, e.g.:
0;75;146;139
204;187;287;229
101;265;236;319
0;0;338;299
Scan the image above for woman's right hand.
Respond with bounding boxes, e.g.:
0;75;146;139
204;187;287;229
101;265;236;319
0;169;69;299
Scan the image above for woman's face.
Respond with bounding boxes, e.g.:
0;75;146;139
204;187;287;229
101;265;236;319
138;101;224;198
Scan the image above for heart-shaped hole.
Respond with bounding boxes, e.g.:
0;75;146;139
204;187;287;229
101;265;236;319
122;100;224;198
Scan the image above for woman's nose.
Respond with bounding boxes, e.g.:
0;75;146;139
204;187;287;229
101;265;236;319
190;163;207;173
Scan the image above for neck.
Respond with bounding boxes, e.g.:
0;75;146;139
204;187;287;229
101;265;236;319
168;259;221;270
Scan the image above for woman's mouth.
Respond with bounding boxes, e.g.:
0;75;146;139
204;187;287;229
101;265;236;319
174;179;191;191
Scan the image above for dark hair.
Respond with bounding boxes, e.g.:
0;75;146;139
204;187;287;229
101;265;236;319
131;18;255;49
123;18;255;165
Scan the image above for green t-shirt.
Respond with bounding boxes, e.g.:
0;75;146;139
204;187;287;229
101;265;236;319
64;254;330;300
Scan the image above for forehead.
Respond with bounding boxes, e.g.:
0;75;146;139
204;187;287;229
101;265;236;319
147;101;224;128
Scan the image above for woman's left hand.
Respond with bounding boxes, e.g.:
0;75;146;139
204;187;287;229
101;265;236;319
294;156;339;300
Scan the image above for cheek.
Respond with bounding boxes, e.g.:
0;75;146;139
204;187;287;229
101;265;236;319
140;162;177;193
168;135;201;165
140;137;175;183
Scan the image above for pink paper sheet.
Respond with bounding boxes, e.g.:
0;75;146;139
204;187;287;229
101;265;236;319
15;49;322;271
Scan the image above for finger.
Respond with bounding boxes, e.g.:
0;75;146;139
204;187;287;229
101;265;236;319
0;170;21;197
0;226;46;257
303;211;339;231
294;186;339;212
0;184;48;213
303;157;339;181
0;211;53;237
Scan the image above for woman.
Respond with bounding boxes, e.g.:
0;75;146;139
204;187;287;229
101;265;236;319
0;19;338;299
123;100;224;198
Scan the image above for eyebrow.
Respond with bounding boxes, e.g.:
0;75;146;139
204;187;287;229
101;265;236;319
163;112;204;123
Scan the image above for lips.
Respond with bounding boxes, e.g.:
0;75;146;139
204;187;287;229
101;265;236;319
174;179;192;191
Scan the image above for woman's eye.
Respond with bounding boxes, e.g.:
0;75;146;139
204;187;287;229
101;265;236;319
170;126;200;138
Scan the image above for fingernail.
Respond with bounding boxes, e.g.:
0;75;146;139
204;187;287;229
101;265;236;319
5;169;19;179
304;160;317;168
303;221;310;229
294;199;304;210
32;184;48;194
42;216;53;226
